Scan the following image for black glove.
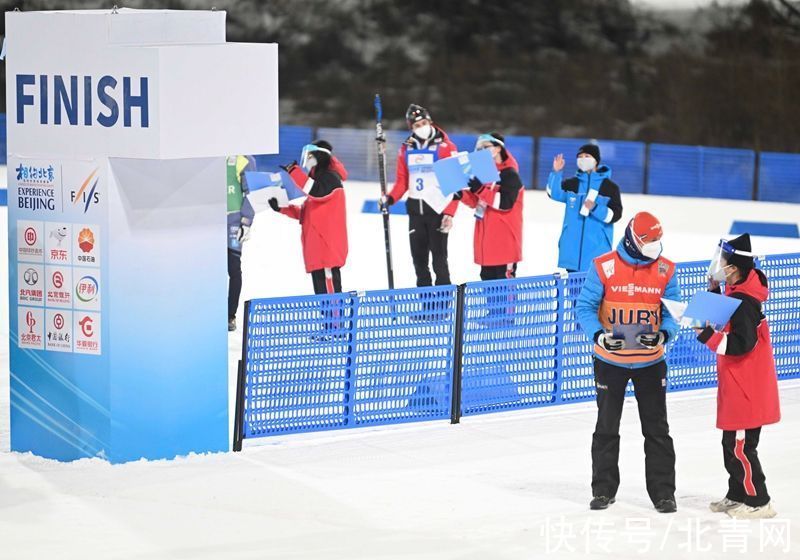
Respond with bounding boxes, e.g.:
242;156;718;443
379;195;394;211
468;175;484;193
279;161;298;173
595;331;625;352
452;190;463;201
268;198;280;212
636;331;667;348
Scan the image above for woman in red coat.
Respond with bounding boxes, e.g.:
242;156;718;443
458;132;524;281
269;140;348;294
696;233;781;519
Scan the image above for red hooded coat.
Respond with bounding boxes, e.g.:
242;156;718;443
281;157;349;273
459;152;524;267
702;269;781;430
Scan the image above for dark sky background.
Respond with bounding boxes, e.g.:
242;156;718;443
2;0;799;152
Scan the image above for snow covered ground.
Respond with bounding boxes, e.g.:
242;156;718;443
2;177;800;559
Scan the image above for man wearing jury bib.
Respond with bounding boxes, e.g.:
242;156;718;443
576;212;681;513
381;104;459;287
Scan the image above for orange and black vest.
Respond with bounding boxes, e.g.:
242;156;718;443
593;250;675;365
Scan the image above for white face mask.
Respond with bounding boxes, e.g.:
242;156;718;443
303;156;317;171
577;156;597;172
711;263;734;282
640;240;662;260
413;124;432;140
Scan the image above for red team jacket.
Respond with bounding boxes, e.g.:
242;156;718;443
701;269;781;431
281;157;349;273
388;128;460;216
460;152;524;266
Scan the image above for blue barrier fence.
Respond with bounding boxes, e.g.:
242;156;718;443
1;119;799;205
234;253;800;447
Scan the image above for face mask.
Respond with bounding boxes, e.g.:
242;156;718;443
577;157;596;172
640;240;662;260
413;124;432;140
711;264;733;282
304;156;317;171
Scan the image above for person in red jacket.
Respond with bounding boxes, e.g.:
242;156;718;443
270;140;348;295
696;233;781;519
380;104;459;287
458;132;524;280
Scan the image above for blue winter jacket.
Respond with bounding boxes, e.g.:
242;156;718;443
575;240;681;369
547;165;621;272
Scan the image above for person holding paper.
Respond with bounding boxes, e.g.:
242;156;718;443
458;132;524;280
227;155;256;331
696;234;781;519
576;211;680;514
380;104;459;287
270;140;349;295
547;144;623;272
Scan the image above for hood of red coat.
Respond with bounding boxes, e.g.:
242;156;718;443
726;268;769;303
323;156;348;182
497;151;519;173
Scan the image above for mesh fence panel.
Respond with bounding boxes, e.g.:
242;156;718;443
243;286;456;438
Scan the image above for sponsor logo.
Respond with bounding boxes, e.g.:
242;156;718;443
79;316;94;338
24;227;37;246
26;311;37;334
69;169;100;213
49;226;68;245
658;261;669;276
16;74;150;128
610;283;662;297
15;164;57;211
23;268;39;285
53;313;65;330
409;153;434;166
52;270;64;289
75;275;99;303
602;259;615;278
78;228;95;253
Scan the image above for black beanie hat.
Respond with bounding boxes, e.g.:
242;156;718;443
311;139;332;167
577;143;601;163
725;233;755;271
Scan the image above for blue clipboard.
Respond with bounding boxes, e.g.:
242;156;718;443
244;171;281;192
433;154;470;195
684;291;742;329
279;171;307;200
468;149;501;184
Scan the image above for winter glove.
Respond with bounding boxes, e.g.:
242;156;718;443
595;331;625;352
636;331;667;348
268;198;281;212
452;190;464;201
468;175;484;193
279;161;298;173
379;194;394;212
438;214;454;234
236;225;251;244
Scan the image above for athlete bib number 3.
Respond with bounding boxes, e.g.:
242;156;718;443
415;178;424;191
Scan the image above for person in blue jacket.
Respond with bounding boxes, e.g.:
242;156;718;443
575;211;681;514
547;144;623;272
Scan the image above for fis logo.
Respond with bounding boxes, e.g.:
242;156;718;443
70;169;100;213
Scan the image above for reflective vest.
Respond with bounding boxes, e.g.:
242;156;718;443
226;155;250;213
593;250;675;365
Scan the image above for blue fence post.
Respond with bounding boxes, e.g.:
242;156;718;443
553;272;566;404
344;292;359;427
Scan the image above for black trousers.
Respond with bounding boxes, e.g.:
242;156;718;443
480;263;517;281
722;428;770;507
592;359;676;504
409;213;450;287
310;267;342;295
227;249;242;320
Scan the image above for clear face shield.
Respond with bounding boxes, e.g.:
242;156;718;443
707;239;757;281
299;144;331;171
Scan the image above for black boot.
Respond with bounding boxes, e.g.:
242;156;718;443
590;496;616;510
655;498;677;513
